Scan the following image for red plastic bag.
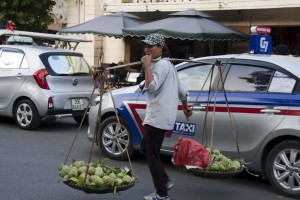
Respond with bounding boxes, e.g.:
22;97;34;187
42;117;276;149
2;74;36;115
172;137;210;168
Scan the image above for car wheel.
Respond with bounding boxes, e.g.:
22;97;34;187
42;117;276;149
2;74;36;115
97;116;134;161
13;99;41;130
266;140;300;199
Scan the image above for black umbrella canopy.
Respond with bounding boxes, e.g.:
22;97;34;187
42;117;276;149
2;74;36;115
123;9;248;41
59;12;144;38
169;9;212;18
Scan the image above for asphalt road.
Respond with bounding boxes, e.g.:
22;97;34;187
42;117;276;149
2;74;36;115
0;117;295;200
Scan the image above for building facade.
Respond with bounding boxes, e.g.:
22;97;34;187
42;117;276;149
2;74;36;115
54;0;300;67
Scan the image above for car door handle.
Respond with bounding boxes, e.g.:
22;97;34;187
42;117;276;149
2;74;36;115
16;73;24;78
192;106;206;111
260;109;281;114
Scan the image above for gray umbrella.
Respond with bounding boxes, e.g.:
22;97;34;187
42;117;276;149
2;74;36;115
59;12;144;38
123;9;248;41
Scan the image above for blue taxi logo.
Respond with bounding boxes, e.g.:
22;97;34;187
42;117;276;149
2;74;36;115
260;37;269;52
172;121;196;136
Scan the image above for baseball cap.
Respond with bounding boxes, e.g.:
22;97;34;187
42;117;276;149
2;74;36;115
141;33;165;46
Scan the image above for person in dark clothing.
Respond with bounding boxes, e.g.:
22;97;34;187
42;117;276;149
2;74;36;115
108;61;127;87
274;44;290;55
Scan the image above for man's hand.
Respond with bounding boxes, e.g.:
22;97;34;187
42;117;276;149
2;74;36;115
141;55;153;87
182;100;192;120
183;106;193;120
141;54;152;67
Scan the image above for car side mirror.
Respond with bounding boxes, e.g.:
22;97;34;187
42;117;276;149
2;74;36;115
139;80;145;90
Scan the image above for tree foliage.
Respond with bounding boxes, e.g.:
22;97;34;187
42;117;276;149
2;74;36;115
0;0;56;32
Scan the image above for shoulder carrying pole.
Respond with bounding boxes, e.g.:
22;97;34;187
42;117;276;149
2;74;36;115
103;58;218;71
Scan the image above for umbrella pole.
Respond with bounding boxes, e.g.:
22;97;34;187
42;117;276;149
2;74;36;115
208;41;214;56
99;46;104;67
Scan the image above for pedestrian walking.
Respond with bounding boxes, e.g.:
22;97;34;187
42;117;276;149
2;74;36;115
140;33;193;200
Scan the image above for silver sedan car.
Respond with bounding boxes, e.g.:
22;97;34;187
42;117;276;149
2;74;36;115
0;41;97;130
88;54;300;199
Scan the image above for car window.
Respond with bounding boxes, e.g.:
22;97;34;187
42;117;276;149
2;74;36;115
268;71;296;93
20;57;29;69
177;64;218;91
0;51;24;69
224;64;274;92
48;55;90;75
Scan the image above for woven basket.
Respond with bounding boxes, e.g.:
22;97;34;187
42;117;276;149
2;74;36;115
63;180;135;194
189;166;243;178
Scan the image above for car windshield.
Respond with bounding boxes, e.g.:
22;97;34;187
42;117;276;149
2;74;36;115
48;55;90;75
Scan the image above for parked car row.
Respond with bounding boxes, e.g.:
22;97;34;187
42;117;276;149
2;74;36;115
87;53;300;199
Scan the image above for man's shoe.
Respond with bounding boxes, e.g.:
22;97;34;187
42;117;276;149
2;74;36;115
166;180;175;190
144;194;170;200
144;180;175;198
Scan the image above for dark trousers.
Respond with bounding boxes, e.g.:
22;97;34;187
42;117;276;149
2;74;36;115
141;124;169;197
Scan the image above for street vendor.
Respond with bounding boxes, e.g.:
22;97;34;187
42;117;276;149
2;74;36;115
140;33;192;200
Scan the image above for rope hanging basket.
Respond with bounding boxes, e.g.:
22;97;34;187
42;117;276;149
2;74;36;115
187;148;244;179
172;135;244;179
63;177;136;194
59;69;138;195
59;159;137;194
184;61;243;179
187;147;244;178
188;165;243;179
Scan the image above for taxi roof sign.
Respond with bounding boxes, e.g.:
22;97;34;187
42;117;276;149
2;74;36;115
0;30;92;50
250;26;271;35
7;35;33;44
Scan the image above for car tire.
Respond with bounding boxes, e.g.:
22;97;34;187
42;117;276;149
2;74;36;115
97;116;134;161
266;140;300;199
13;99;41;130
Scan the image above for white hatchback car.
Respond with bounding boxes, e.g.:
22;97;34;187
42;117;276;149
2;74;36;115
88;54;300;199
0;39;97;130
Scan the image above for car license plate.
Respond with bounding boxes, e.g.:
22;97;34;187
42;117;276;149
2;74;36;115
71;99;84;110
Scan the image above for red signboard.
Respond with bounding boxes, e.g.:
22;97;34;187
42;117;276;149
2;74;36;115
250;26;271;34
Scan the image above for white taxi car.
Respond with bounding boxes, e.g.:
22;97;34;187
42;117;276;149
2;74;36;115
87;54;300;199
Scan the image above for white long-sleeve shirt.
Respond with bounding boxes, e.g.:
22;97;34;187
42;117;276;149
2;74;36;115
143;58;188;130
